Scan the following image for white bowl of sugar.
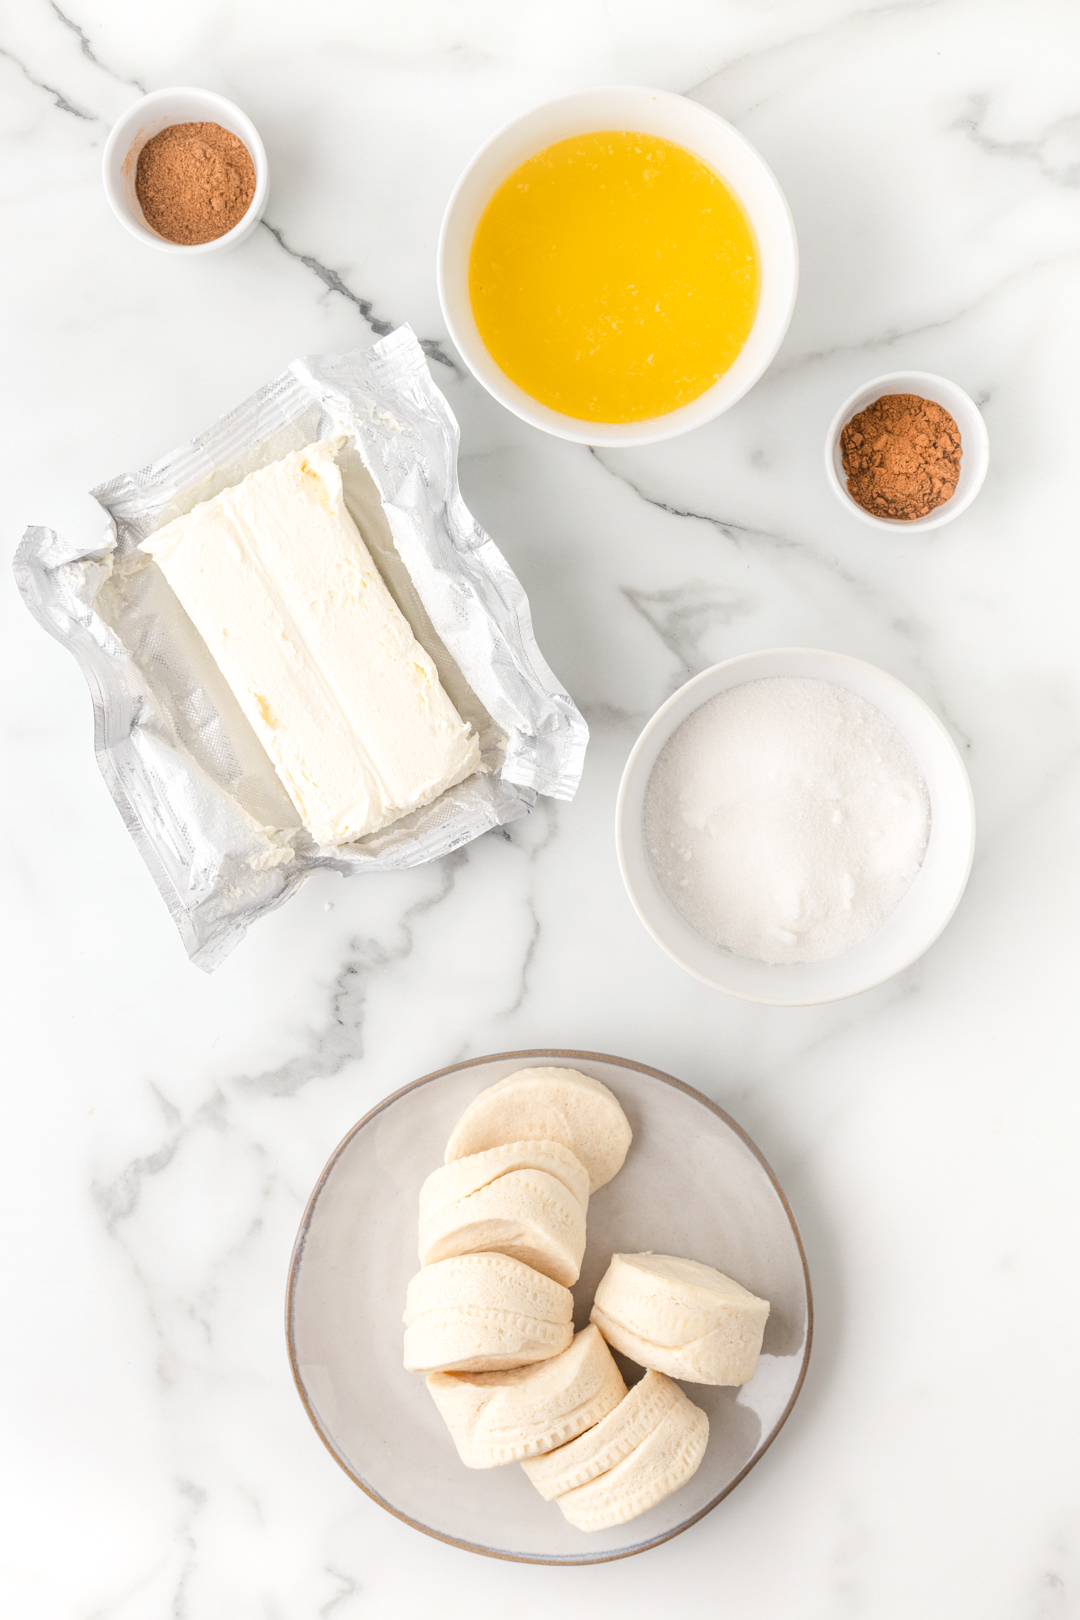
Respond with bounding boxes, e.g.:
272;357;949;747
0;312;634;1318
616;649;975;1005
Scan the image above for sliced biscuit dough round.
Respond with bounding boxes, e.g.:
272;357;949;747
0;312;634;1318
419;1140;590;1227
404;1306;573;1374
426;1324;626;1468
405;1253;574;1324
554;1386;709;1531
591;1252;770;1385
444;1067;632;1193
418;1167;586;1287
521;1369;681;1500
403;1254;575;1374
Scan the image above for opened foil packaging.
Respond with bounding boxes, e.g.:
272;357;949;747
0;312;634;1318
14;327;588;968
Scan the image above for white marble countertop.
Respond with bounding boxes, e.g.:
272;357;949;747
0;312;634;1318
4;1;1079;1614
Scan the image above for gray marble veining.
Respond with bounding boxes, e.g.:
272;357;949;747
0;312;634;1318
2;0;1079;1616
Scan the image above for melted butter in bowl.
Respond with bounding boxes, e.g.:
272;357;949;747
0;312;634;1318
438;87;798;447
468;131;760;425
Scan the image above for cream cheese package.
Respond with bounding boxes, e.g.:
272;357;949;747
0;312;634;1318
139;440;482;845
14;328;587;967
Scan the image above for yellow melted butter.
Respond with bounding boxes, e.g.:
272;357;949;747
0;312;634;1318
469;130;760;424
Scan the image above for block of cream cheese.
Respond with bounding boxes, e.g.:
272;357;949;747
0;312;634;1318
139;440;481;845
521;1368;681;1500
444;1067;632;1193
591;1252;770;1385
553;1383;709;1531
403;1254;573;1374
426;1325;626;1468
418;1166;586;1287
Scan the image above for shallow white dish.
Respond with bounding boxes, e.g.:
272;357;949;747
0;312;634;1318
102;87;269;254
825;371;989;532
616;650;976;1005
437;86;798;447
287;1050;811;1564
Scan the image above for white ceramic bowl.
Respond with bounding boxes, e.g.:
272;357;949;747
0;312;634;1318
437;87;798;447
825;371;989;532
102;87;269;254
616;649;975;1006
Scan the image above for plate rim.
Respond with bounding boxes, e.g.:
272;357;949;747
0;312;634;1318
285;1048;814;1564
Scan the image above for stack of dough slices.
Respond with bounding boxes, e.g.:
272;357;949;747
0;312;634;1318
521;1367;683;1499
402;1066;769;1534
404;1254;573;1374
404;1068;629;1379
590;1252;770;1385
428;1323;626;1466
418;1139;590;1287
523;1370;709;1531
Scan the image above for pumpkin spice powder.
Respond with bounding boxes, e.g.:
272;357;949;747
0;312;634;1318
135;121;255;246
840;393;962;521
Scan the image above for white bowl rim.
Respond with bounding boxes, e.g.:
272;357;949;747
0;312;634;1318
824;370;990;533
101;85;269;254
437;85;799;447
616;648;976;1005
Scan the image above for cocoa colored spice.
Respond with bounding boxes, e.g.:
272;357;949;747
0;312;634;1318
135;121;255;245
840;393;962;521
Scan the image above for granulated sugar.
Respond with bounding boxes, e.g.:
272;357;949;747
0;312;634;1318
644;677;930;965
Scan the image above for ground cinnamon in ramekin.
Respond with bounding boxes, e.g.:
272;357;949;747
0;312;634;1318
135;121;255;246
840;393;962;521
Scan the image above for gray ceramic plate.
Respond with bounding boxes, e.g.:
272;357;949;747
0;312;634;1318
286;1050;812;1564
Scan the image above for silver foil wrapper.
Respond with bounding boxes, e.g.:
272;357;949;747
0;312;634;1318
14;327;588;969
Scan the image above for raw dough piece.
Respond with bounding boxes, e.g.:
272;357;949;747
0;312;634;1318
426;1324;626;1468
404;1308;572;1375
403;1254;574;1374
521;1369;681;1500
554;1383;709;1531
405;1252;574;1321
591;1252;770;1385
445;1067;632;1193
419;1140;589;1226
418;1167;586;1287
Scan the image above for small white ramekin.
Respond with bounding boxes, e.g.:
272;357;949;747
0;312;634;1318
102;87;269;254
437;86;798;447
825;371;989;532
616;648;976;1006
